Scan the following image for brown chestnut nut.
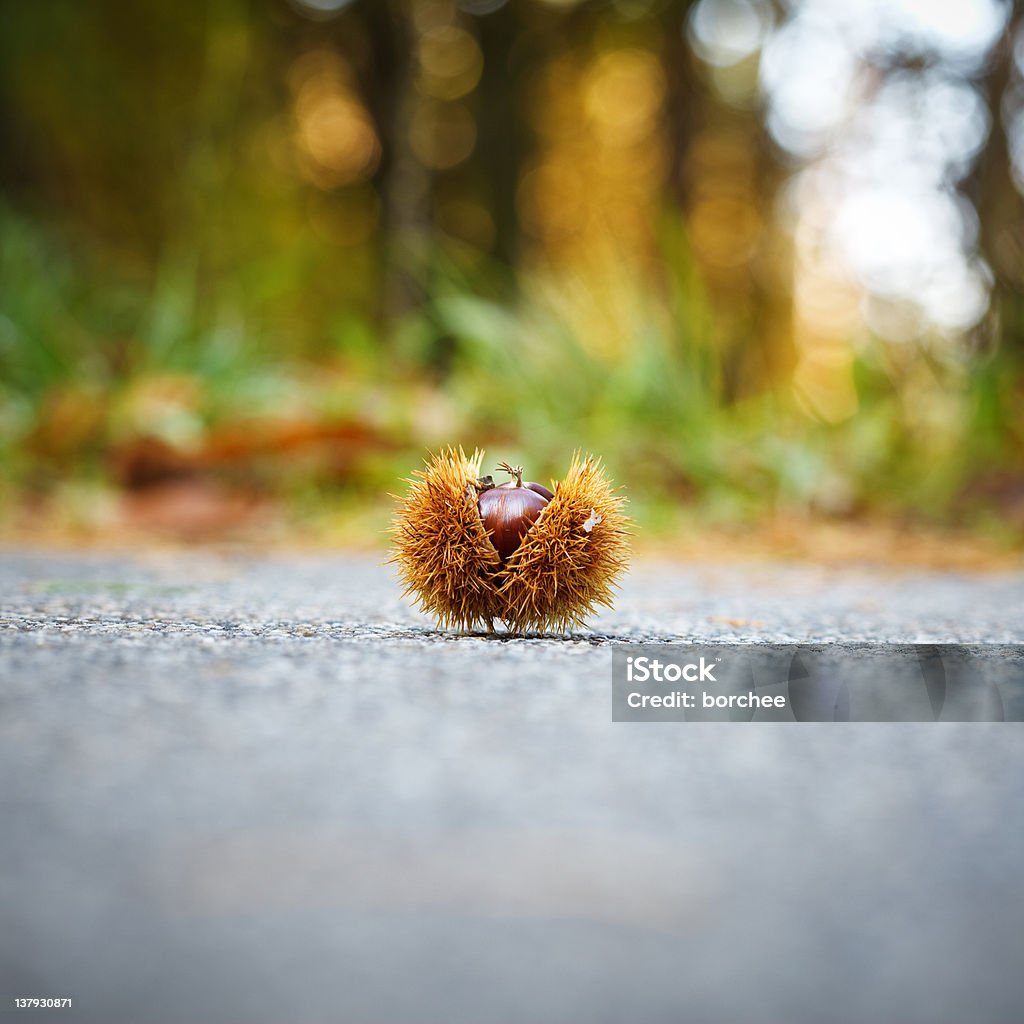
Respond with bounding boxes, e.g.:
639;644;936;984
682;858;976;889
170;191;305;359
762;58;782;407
476;462;552;561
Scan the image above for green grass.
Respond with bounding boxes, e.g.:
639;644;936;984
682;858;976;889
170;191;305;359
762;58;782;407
0;206;1020;542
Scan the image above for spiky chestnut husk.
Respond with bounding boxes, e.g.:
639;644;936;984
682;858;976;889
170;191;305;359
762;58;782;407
390;447;630;634
498;452;629;633
389;448;503;630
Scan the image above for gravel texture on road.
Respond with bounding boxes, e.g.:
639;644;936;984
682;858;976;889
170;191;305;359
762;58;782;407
1;548;1023;1024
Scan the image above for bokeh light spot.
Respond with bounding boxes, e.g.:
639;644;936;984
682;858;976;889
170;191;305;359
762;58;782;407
688;0;773;68
290;50;381;188
417;26;484;101
287;0;355;20
584;49;665;146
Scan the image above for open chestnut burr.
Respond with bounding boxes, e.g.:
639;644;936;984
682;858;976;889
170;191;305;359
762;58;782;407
391;448;630;634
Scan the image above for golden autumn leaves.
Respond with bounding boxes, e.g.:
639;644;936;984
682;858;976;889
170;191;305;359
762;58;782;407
390;448;630;634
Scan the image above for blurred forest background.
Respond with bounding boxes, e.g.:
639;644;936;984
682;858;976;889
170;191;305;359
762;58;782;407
1;0;1023;553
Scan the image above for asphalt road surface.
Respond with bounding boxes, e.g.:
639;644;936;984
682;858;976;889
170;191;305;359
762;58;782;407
2;548;1023;1024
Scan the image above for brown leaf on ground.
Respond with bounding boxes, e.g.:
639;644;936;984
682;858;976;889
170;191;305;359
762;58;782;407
118;481;274;540
109;435;195;490
202;418;395;479
27;387;108;465
107;418;396;493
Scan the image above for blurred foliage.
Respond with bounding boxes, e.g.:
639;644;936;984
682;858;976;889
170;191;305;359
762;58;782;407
0;0;1022;544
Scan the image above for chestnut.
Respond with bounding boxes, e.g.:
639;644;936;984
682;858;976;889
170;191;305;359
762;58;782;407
391;449;630;634
476;462;553;561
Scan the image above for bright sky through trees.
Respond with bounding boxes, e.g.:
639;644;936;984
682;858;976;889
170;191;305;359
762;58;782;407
690;0;1015;337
